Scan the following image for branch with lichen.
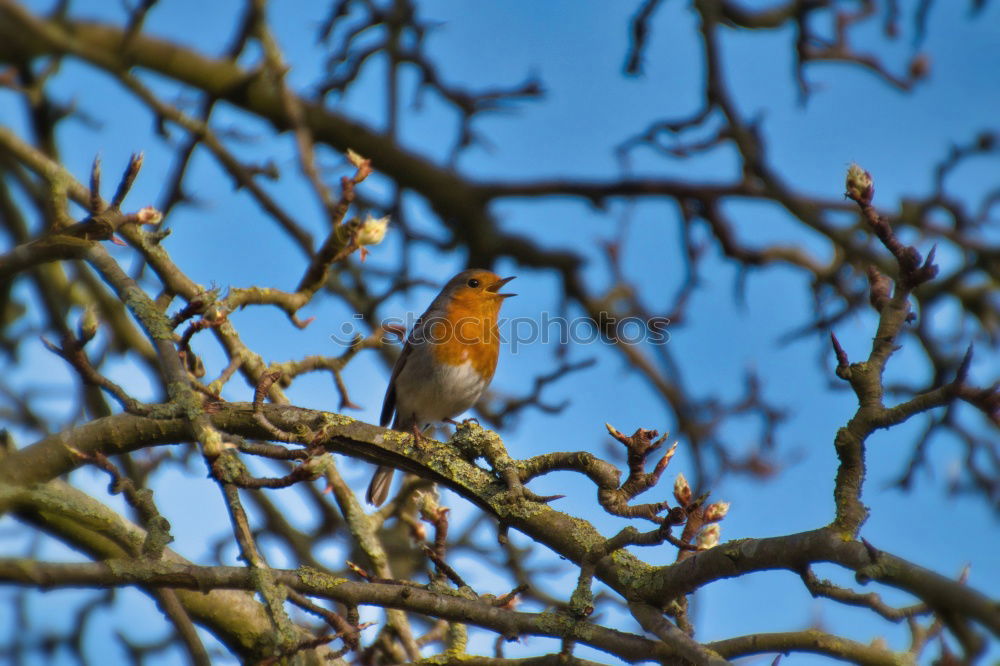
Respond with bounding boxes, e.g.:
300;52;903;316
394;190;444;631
0;148;161;281
826;165;999;534
0;4;996;663
223;150;388;327
3;401;996;646
3;479;334;662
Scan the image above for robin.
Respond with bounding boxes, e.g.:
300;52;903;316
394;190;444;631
366;269;516;506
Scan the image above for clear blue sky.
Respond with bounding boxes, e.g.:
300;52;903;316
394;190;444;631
1;1;997;664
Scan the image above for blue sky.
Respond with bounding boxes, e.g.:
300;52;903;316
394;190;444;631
1;1;997;664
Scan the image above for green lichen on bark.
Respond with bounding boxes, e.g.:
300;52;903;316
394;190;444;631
123;285;174;341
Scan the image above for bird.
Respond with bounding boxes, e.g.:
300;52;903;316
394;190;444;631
366;268;516;506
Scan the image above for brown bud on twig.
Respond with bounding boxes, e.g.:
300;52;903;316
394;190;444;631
78;307;99;345
345;148;372;183
254;371;283;412
908;53;930;81
908;244;939;288
89;156;102;214
866;266;892;313
673;473;691;507
605;422;626;442
847;165;940;292
952;345;974;388
493;584;527;609
829;332;849;373
111;152;144;210
658;441;678;469
346;561;372;581
345;148;366;169
169;290;217;329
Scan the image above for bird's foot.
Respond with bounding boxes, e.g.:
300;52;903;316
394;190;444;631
410;424;432;450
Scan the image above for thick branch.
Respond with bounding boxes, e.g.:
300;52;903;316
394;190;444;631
0;558;683;664
3;480;331;662
2;404;996;637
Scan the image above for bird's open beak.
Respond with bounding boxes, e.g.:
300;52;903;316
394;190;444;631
487;276;517;298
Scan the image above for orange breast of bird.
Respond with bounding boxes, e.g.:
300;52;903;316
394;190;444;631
431;297;502;382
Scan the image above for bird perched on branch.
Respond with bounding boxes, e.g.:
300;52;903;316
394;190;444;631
367;269;516;506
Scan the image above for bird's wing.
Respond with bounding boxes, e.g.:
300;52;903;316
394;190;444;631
379;320;420;427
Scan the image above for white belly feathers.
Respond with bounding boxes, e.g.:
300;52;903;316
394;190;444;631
393;358;488;427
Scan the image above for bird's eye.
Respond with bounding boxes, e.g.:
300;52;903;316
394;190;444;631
467;278;480;288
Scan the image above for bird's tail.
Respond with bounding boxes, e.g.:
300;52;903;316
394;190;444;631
366;465;394;506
